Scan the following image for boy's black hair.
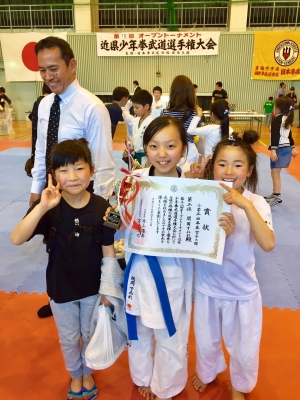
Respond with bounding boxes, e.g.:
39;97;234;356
0;87;6;93
153;86;162;94
216;81;223;87
51;138;93;172
35;36;75;66
112;86;130;101
132;89;153;107
133;80;139;85
290;87;295;91
268;96;274;101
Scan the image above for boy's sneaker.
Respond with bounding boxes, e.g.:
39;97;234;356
269;196;282;207
264;193;276;201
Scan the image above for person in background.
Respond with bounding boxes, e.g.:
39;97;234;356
122;89;153;167
286;87;297;126
106;86;129;138
193;84;198;93
276;82;286;99
264;96;298;206
151;86;167;119
0;86;12;111
211;81;228;103
133;80;141;93
263;96;274;127
25;83;52;178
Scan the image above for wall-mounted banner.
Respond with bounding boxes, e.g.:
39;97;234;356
0;32;67;82
251;31;300;80
96;31;220;57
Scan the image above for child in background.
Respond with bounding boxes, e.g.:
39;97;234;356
162;75;201;163
187;99;233;157
151;86;167;119
106;86;130;138
193;131;275;400
264;96;298;206
263;96;274;127
123;116;233;400
122;89;154;166
11;139;120;400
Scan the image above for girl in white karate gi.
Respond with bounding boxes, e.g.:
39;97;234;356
123;116;218;400
192;131;275;400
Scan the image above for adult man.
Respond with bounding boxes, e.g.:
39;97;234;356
276;82;286;99
30;36;115;318
30;36;115;207
211;81;228;103
106;86;129;137
133;80;141;93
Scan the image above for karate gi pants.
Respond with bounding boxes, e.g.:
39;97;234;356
50;294;99;378
194;290;262;393
128;303;190;399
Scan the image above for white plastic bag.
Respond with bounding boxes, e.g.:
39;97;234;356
85;304;126;370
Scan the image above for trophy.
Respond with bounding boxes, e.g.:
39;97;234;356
104;179;122;230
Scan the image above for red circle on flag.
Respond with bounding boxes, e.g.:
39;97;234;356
21;42;39;72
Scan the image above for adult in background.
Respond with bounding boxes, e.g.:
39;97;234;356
211;81;228;103
133;80;141;93
106;86;129;138
276;82;286;99
30;36;115;317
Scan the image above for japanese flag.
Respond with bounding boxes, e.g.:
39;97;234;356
0;32;67;82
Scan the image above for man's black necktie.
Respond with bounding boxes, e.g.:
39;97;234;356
46;94;61;174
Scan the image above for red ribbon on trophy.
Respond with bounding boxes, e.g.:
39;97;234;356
118;167;142;232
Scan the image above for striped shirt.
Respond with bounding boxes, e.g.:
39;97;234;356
162;109;201;143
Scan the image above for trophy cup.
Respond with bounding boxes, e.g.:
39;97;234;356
104;179;122;230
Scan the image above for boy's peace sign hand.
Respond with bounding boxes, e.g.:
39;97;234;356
40;174;61;210
219;182;250;210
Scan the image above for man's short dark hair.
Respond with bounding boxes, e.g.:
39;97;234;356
280;82;285;88
133;80;139;86
153;86;162;94
35;36;75;66
268;96;274;101
0;86;6;93
216;81;223;87
113;87;130;101
132;90;152;107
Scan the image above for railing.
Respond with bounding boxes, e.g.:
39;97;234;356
0;2;299;32
0;2;229;31
248;1;300;29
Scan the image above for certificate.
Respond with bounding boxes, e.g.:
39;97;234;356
123;176;231;265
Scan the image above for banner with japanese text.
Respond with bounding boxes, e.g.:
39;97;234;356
251;31;299;80
123;176;230;265
96;31;220;57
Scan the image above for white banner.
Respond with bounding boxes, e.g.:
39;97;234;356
0;32;67;82
97;31;220;57
124;176;230;264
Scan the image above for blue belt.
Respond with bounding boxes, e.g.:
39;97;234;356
124;253;176;340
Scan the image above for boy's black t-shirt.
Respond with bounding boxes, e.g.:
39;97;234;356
212;89;228;100
29;194;114;303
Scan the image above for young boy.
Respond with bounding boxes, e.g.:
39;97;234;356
263;96;274;126
151;86;167;119
106;86;130;138
122;89;153;166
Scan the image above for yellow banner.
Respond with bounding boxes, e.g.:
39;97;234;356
251;31;300;80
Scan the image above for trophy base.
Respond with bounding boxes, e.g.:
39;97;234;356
104;209;122;230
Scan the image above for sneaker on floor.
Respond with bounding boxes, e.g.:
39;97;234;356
269;196;282;207
264;193;276;201
37;304;53;318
